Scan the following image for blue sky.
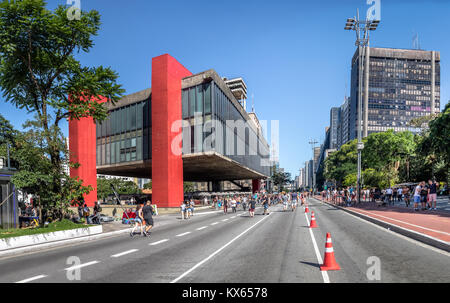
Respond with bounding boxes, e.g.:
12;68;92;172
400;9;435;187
1;0;449;178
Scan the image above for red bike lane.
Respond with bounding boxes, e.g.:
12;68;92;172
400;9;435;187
314;195;450;244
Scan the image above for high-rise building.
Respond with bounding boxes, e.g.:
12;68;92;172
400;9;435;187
338;97;350;147
329;107;340;149
349;47;440;140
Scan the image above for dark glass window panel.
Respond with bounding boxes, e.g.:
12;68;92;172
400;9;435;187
182;90;189;118
106;142;110;165
204;83;211;114
130;104;136;130
136;136;142;160
96;145;101;165
111;141;115;164
196;85;203;113
126;106;132;131
121;107;126;134
189;88;195;117
136;102;143;129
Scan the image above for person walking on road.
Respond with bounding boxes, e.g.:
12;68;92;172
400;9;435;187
189;199;195;217
142;200;154;236
130;204;144;237
249;198;256;218
263;197;269;215
231;197;237;213
223;198;229;214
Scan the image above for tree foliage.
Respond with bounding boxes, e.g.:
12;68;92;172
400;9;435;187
0;1;124;219
97;177;141;202
324;101;450;189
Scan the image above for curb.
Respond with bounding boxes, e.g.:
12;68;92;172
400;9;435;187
310;197;450;253
0;227;132;259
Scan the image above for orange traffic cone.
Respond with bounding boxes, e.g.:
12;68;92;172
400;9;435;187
310;211;318;228
305;204;309;213
320;233;340;271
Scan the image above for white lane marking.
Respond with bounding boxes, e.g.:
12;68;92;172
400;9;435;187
171;213;271;283
111;249;139;258
16;275;47;283
351;208;450;236
64;261;99;271
211;222;219;225
231;216;237;219
222;219;229;222
304;213;330;284
313;199;450;257
149;239;169;246
176;232;191;237
196;226;208;231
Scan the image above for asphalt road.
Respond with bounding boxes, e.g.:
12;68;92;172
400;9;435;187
1;199;449;283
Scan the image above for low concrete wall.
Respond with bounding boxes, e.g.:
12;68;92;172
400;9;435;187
0;225;103;251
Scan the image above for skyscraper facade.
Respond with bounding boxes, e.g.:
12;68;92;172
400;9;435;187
349;47;440;140
329;107;340;149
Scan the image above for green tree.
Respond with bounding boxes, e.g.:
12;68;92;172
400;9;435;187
0;1;124;216
143;181;152;190
417;101;450;183
0;116;92;221
184;182;195;193
271;170;291;191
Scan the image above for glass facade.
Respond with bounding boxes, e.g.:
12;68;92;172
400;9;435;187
96;80;270;177
349;48;440;140
181;81;270;176
96;98;151;166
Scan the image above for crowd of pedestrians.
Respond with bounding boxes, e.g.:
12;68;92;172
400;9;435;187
321;179;444;211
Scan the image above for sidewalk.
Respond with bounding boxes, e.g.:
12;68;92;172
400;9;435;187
312;196;450;252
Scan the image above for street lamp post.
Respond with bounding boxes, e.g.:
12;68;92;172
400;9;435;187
344;10;379;204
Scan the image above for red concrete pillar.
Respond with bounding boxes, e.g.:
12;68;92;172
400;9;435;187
252;179;261;193
151;54;192;208
69;116;98;207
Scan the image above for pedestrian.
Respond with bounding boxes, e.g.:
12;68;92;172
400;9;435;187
83;203;91;224
180;201;186;220
427;179;438;210
223;198;228;214
249;198;256;218
130;204;144;236
142;200;153;236
420;181;428;210
386;187;393;205
413;182;422;211
397;187;403;203
403;186;410;208
189;199;195;217
231;197;237;213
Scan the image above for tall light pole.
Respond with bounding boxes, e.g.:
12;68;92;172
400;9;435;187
309;139;318;193
344;10;379;203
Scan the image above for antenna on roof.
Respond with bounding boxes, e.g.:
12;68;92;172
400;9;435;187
251;93;255;113
412;32;420;50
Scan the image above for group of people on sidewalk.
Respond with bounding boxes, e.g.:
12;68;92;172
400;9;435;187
321;179;443;211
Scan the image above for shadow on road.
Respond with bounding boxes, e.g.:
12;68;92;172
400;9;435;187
299;261;320;268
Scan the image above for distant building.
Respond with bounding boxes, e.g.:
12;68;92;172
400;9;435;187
329;107;340;149
223;77;247;111
349;47;440;140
